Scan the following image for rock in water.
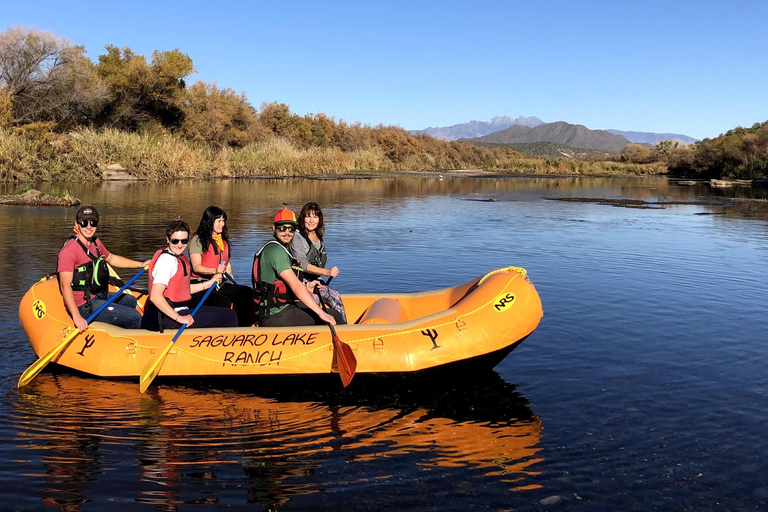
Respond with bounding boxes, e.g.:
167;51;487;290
0;189;81;207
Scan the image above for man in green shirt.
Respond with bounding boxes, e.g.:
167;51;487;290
254;209;339;327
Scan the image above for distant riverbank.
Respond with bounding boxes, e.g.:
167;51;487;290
1;127;667;183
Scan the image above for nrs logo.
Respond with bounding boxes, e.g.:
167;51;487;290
493;293;516;312
32;300;46;320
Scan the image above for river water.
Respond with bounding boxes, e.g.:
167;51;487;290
1;176;767;510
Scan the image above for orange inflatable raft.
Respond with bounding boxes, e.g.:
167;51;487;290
19;267;543;380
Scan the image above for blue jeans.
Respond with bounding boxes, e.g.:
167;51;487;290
78;292;142;329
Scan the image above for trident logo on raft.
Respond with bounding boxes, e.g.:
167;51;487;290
493;292;516;312
77;334;96;356
32;300;46;320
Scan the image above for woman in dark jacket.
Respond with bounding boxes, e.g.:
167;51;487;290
288;202;346;323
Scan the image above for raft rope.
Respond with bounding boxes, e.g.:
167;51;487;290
31;282;143;351
148;266;528;367
31;278;336;367
31;267;527;368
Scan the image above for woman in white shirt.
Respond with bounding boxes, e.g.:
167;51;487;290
141;219;238;332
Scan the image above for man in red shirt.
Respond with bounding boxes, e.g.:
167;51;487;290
57;206;150;331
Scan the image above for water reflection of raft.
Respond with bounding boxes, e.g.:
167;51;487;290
18;267;543;380
13;374;544;498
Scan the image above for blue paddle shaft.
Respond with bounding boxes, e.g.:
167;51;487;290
169;279;217;344
85;268;146;324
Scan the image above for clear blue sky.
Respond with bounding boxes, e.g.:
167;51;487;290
4;0;767;140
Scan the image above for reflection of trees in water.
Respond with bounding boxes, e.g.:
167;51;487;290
15;377;104;510
41;433;102;509
12;371;541;508
136;396;184;509
135;392;304;508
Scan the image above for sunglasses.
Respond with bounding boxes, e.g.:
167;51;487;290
78;219;99;228
170;238;189;245
276;225;296;233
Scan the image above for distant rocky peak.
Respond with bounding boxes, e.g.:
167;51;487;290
489;115;515;125
411;115;546;141
486;115;545;127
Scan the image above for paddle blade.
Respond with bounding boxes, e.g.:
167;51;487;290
18;329;79;388
139;341;175;393
333;336;357;387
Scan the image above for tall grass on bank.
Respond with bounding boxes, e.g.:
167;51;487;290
490;155;666;176
0;127;667;182
65;128;214;179
0;128;43;182
223;138;356;176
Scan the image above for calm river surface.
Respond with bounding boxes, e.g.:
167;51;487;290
1;176;768;510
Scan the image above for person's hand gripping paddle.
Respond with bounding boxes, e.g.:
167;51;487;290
18;267;147;388
139;277;219;393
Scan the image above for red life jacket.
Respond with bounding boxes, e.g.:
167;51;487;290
149;249;191;303
191;235;230;278
251;240;302;320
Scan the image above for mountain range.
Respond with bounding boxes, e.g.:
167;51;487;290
605;129;698;146
465;121;632;154
412;116;699;152
412;115;544;141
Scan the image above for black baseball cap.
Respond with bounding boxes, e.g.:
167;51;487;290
76;206;99;222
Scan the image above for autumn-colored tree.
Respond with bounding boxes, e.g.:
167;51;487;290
373;125;420;165
620;143;653;164
0;88;11;127
306;112;336;148
181;81;268;147
256;103;343;149
258;102;296;139
333;120;375;152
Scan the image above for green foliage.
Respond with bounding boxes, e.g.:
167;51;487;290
96;45;195;129
257;102;295;139
667;120;768;179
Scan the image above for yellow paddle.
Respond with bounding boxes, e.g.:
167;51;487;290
139;281;218;393
18;267;147;388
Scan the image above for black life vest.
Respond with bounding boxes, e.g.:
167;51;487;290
298;230;327;281
62;236;110;311
251;240;303;321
